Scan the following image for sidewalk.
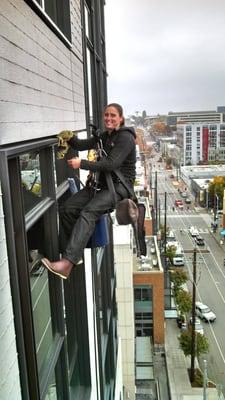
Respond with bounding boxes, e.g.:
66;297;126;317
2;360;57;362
165;319;219;399
201;210;225;251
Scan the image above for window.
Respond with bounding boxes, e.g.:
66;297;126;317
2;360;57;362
26;0;71;44
0;139;91;399
83;1;107;130
20;152;43;213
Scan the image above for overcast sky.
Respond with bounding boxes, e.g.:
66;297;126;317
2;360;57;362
105;0;225;116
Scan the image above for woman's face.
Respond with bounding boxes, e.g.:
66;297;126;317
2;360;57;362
104;106;123;131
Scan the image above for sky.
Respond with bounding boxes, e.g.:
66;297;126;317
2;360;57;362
105;0;225;116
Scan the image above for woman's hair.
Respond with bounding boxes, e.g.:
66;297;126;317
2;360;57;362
105;103;125;126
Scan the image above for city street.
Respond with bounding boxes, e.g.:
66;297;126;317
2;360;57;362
151;161;225;390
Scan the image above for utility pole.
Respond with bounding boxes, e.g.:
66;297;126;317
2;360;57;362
154;171;158;235
158;198;161;233
213;191;218;225
190;247;197;382
164;191;167;262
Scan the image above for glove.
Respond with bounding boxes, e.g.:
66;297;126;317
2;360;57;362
87;149;97;162
56;130;74;159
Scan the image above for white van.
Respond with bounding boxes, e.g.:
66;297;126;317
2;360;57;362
166;241;184;266
172;249;184;266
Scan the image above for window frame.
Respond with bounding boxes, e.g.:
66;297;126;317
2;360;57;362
0;138;91;399
24;0;72;48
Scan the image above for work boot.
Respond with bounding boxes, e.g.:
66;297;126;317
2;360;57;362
41;257;82;279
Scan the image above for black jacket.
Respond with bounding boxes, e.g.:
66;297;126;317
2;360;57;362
69;126;136;185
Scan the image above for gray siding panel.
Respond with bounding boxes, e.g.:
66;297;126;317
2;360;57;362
0;183;22;400
0;0;85;145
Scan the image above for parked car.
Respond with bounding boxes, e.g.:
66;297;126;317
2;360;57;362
181;192;187;198
189;317;204;335
188;226;199;237
167;230;176;242
170;174;175;179
195;235;205;246
195;301;216;322
176;315;186;330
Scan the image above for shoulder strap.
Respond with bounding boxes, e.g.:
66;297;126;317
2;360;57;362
105;169;137;205
114;169;137;201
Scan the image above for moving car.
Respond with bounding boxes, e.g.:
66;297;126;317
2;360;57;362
188;226;199;237
195;235;205;246
195;301;216;322
185;197;191;204
181;192;187;198
175;199;183;207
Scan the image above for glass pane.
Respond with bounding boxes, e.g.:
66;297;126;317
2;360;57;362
86;49;93;123
44;378;57;400
20;152;43;213
30;256;54;375
28;216;54;377
45;0;57;23
85;6;90;39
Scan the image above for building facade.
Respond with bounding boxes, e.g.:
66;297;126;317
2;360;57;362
0;1;123;399
168;106;225;126
177;123;225;165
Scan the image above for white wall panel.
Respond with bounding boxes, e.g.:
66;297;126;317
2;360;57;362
0;0;86;144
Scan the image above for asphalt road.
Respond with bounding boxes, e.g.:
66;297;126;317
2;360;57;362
153;164;225;390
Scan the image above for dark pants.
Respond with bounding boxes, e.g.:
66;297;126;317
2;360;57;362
59;183;130;264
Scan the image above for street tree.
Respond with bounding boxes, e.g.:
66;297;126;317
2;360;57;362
176;289;192;315
208;176;225;208
165;244;177;264
170;269;188;293
179;330;209;358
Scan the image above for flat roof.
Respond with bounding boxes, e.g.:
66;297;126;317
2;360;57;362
136;337;153;363
181;164;225;174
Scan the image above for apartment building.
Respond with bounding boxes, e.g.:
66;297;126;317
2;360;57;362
0;1;123;400
177;123;225;165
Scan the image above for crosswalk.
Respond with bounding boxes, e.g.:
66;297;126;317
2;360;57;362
172;227;209;234
161;207;198;213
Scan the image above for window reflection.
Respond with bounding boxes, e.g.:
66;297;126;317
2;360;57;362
30;257;53;374
28;217;54;378
44;382;57;400
20;152;42;213
86;49;93;124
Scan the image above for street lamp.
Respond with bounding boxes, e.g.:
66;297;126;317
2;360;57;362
190;247;197;383
214;193;219;224
205;189;209;210
203;359;208;400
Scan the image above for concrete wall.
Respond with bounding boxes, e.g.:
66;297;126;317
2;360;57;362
133;270;165;345
0;183;22;400
114;225;136;400
0;0;86;145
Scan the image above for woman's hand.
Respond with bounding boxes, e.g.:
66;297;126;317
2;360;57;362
67;157;81;169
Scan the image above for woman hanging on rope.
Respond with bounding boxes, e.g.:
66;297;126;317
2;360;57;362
42;103;136;279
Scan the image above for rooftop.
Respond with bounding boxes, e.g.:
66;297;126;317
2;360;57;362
133;236;163;273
